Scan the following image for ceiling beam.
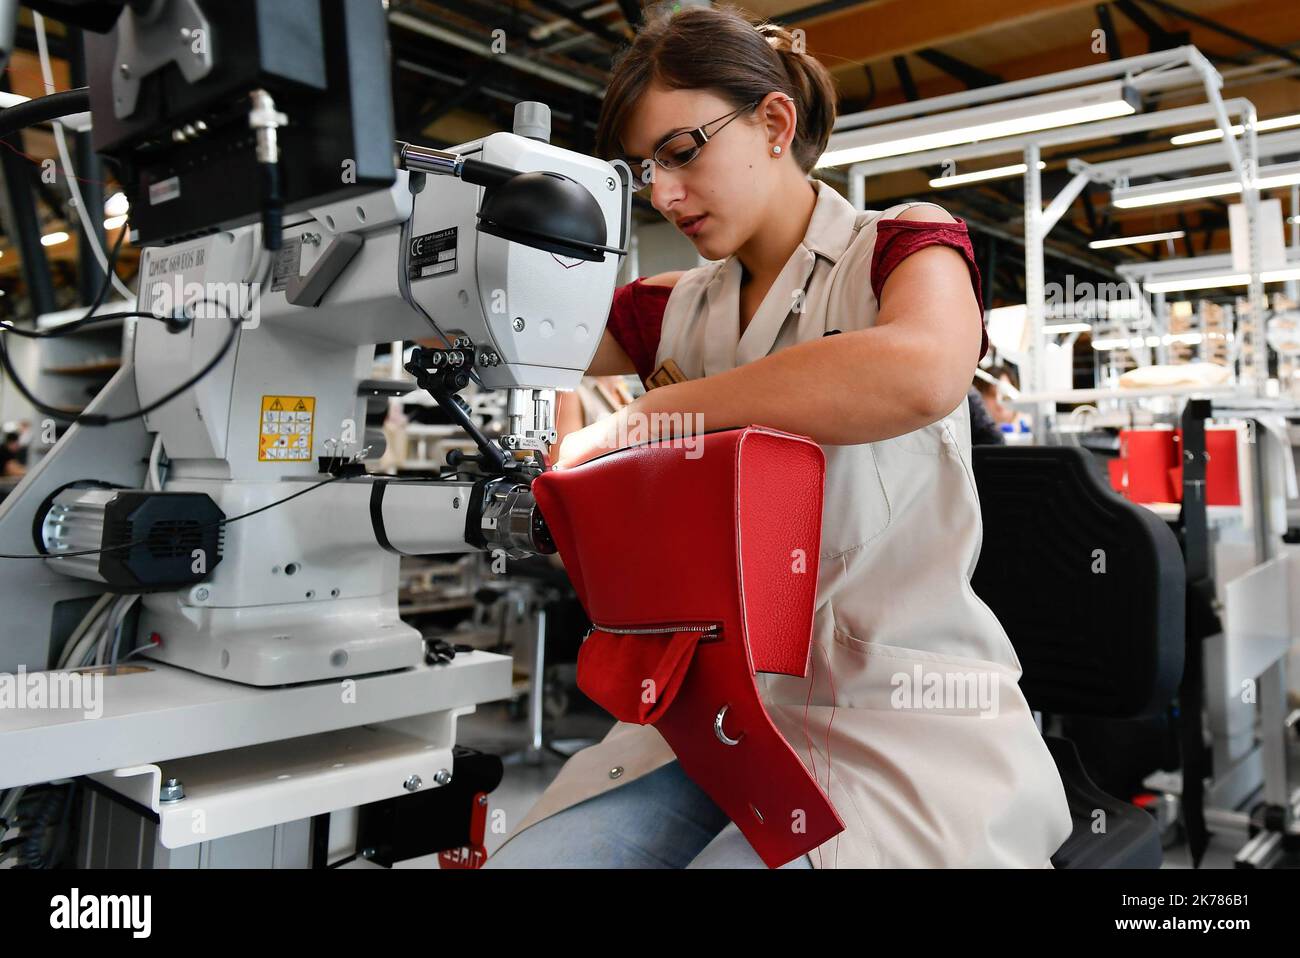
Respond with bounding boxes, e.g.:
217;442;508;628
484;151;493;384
1134;0;1300;70
797;0;1100;69
913;48;1002;88
893;55;919;101
1113;0;1188;51
1094;3;1124;60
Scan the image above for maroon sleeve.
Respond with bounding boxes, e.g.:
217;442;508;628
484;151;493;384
604;277;673;382
870;218;989;360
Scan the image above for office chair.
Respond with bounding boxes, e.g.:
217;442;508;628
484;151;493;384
971;445;1185;868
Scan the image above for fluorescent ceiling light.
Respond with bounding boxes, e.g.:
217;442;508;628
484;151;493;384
1089;230;1185;249
103;215;128;230
817;81;1138;169
1114;174;1239;207
1092;332;1205;351
40;231;69;247
1257;167;1300;189
104;191;129;217
1113;161;1300;208
1170;112;1300;145
1143;265;1300;293
929;162;1044;189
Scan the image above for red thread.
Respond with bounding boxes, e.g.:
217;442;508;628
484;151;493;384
814;639;840;868
801;645;823;869
0;136;115;191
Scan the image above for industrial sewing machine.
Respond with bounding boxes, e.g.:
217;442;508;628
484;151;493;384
18;127;627;686
0;0;629;867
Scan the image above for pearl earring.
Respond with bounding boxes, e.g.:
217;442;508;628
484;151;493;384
772;144;782;155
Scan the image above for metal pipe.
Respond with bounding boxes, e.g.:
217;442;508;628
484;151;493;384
1041;171;1090;234
1290;182;1300;301
389;10;604;97
1070;130;1300;183
844;99;1259;177
397;142;464;178
1024;143;1044;398
835;46;1195;130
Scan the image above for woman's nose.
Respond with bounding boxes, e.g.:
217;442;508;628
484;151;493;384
650;167;685;214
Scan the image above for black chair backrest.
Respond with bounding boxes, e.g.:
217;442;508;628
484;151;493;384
970;445;1185;719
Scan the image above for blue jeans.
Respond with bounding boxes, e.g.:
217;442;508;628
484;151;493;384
484;760;814;869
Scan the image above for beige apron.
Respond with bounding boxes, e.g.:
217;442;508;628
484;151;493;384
495;179;1073;867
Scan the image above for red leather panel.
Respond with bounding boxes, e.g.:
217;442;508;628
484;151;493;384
532;426;845;867
577;628;705;724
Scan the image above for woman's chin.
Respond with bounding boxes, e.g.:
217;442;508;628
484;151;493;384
690;234;729;262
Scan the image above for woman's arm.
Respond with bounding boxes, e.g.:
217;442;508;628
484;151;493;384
552;210;981;468
554;271;685;449
585;271;684;377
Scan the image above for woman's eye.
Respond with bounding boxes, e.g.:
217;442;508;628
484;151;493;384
669;148;697;166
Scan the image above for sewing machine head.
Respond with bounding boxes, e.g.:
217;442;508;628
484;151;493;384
130;121;629;482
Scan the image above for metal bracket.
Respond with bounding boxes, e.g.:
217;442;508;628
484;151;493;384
112;0;214;121
285;232;364;308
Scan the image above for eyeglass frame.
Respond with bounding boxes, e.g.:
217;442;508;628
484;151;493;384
627;98;765;190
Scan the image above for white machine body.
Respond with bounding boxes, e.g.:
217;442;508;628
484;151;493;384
20;123;629;686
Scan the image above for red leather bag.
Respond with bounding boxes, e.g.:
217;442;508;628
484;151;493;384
531;425;845;867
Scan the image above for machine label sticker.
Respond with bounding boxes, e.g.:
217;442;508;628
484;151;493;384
271;237;303;292
259;395;315;462
148;176;181;206
409;227;457;280
142;240;209;318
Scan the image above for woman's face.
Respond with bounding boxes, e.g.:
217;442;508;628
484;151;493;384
621;84;777;262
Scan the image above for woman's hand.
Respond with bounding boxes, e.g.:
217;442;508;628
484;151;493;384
551;409;627;470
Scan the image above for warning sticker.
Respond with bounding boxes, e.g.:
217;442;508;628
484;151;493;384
259;395;315;462
408;227;458;280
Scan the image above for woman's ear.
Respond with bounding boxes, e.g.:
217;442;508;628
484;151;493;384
759;91;797;156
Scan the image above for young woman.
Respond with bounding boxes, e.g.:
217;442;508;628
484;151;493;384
485;5;1072;868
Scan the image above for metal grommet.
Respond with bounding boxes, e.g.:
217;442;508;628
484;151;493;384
714;705;743;746
609;766;624;779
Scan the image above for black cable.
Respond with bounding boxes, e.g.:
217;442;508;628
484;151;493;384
259;161;283;251
0;254;266;424
0;475;348;560
0;308;144;338
82;223;126;317
0;238;271;426
0;87;90;141
0;306;241;425
0;225;127;340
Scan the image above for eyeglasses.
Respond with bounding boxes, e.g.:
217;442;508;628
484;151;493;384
628;100;761;192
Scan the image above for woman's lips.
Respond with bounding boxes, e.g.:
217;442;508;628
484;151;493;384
679;214;708;237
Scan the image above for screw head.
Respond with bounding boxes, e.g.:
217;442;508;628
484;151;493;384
118;63;131;78
512;317;525;332
403;775;422;792
609;766;624;780
434;768;453;786
194;587;210;601
606;177;616;190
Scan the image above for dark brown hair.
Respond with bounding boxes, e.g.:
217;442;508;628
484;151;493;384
595;4;838;174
